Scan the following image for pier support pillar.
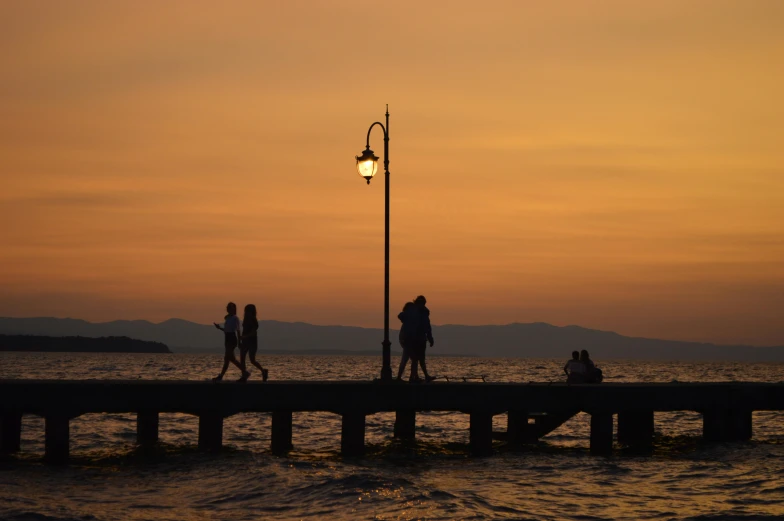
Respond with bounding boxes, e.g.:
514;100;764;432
590;412;613;455
198;412;223;452
271;411;293;453
394;410;416;440
44;414;70;464
703;409;752;442
136;411;159;447
341;412;365;457
617;411;654;447
0;413;22;453
507;410;531;445
469;412;493;457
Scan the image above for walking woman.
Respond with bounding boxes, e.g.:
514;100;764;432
240;304;268;381
396;301;415;381
212;302;249;382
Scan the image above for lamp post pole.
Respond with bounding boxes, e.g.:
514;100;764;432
382;107;391;381
356;106;392;381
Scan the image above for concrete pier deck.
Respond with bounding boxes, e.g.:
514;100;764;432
1;380;783;462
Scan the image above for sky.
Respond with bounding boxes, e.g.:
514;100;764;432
1;1;783;346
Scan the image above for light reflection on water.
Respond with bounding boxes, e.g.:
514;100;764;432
1;352;783;520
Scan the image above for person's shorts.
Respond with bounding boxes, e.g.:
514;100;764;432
242;338;258;355
224;332;238;349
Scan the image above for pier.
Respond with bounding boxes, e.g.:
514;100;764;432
1;380;783;463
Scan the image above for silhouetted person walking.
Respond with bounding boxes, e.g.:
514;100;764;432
408;295;435;383
396;301;415;381
240;303;268;382
212;302;249;382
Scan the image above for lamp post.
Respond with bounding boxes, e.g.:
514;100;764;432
356;105;392;381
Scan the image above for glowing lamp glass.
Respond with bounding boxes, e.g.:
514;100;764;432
356;148;379;184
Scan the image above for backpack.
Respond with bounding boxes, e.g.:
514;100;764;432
587;367;603;384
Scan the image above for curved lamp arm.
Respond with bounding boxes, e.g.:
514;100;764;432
365;121;387;148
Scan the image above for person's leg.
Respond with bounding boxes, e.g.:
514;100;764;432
249;348;265;372
227;348;248;379
249;353;264;372
248;346;268;381
419;349;433;381
409;356;419;381
228;352;242;370
409;343;422;381
239;346;248;370
214;347;233;380
397;346;409;380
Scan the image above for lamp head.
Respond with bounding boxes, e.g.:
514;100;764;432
356;147;379;184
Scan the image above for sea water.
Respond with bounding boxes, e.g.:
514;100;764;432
1;352;783;520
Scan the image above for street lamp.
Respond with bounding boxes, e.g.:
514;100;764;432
356;105;392;381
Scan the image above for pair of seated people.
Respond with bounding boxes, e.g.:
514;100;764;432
563;349;603;383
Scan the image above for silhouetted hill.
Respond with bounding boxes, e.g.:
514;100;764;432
0;334;170;353
0;317;781;361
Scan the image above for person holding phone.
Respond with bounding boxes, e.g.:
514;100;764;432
212;301;249;382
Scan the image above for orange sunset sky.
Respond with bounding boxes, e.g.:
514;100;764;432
1;1;783;346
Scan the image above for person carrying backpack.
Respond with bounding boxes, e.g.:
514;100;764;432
580;349;603;383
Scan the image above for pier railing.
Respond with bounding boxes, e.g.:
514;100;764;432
1;380;783;463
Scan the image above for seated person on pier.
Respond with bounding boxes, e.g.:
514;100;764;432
564;350;586;383
580;349;603;384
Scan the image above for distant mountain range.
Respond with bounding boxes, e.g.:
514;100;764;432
0;317;782;362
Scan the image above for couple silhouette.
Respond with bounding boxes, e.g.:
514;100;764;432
212;302;268;382
563;350;603;384
396;295;436;382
